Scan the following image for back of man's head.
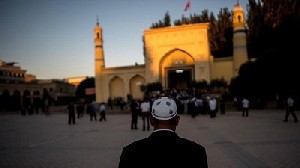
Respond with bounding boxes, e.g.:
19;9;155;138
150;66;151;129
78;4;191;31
151;97;177;120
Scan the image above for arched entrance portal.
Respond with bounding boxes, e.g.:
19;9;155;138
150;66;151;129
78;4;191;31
166;66;193;90
160;49;195;90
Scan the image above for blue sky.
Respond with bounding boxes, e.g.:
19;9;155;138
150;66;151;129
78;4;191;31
0;0;248;79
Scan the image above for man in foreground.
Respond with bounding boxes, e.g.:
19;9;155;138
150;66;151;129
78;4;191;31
118;97;208;168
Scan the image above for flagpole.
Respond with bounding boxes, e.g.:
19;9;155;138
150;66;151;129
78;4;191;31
184;0;191;24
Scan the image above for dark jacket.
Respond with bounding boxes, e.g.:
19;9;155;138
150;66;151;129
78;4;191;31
119;130;208;168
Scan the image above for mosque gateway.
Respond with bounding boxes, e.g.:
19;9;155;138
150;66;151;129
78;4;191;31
94;3;248;103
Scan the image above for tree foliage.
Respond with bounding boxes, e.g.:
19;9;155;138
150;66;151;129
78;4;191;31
76;77;95;99
141;82;163;92
150;11;171;28
231;0;300;100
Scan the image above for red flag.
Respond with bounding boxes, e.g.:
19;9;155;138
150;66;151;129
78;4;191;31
184;0;190;12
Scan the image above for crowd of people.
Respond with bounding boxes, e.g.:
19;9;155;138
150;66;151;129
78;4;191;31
65;88;223;127
128;89;222;127
20;88;297;127
68;100;107;125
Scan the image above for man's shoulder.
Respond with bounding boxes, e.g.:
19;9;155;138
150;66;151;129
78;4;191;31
179;137;204;146
123;138;149;149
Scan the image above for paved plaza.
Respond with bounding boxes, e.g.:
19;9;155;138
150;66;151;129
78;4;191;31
0;108;299;168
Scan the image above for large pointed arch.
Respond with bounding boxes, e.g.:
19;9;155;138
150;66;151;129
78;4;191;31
159;48;195;89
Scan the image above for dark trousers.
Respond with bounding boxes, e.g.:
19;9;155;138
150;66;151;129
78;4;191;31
209;110;216;118
131;113;138;129
69;112;75;124
284;107;298;122
142;112;150;130
220;104;225;114
99;111;106;121
90;112;96;121
242;108;249;117
192;106;199;118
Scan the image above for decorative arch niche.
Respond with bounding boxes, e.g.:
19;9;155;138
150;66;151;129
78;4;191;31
109;76;125;99
129;75;146;100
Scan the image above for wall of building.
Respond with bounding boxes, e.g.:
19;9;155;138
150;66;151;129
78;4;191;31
212;57;234;82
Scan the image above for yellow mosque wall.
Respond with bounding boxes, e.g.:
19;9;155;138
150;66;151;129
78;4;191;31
212;57;234;82
98;65;146;102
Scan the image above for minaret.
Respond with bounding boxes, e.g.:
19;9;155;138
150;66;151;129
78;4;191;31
232;1;248;76
94;19;105;103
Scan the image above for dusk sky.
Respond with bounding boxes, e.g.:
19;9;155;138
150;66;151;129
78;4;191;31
0;0;248;79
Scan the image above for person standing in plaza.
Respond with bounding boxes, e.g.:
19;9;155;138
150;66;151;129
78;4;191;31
130;99;139;129
140;97;151;131
242;97;250;117
76;99;84;119
220;98;225;114
283;96;298;123
99;102;107;121
44;98;50;115
192;95;203;118
87;101;97;121
118;97;208;168
209;97;217;118
67;101;76;125
107;97;113;110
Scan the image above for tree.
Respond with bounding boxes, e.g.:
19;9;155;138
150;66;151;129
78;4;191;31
212;8;233;57
141;82;162;97
239;0;300;99
150;11;171;28
76;77;95;100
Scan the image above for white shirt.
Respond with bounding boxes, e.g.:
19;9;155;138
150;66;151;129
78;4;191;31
194;98;203;107
140;101;150;113
209;99;216;111
99;104;105;112
287;98;294;107
242;98;249;108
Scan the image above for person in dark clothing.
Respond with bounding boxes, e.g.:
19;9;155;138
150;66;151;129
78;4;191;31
130;99;139;129
76;100;84;119
107;97;113;110
87;101;97;121
68;101;76;125
119;97;208;168
220;98;225;114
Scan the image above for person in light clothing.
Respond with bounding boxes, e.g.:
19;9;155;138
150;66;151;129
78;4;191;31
140;97;151;131
99;102;106;121
283;96;298;123
209;97;217;118
242;97;250;117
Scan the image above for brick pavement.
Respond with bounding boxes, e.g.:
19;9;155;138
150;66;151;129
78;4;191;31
0;109;299;168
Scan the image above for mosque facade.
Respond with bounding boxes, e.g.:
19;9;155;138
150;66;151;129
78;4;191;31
94;3;248;103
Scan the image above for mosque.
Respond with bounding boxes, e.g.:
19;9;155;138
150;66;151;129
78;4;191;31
94;2;248;103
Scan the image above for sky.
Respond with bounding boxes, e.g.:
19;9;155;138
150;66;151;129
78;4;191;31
0;0;248;79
